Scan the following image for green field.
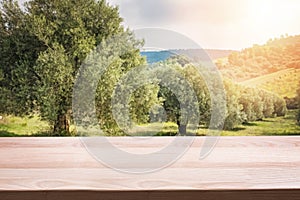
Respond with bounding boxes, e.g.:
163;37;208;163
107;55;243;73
1;110;299;137
0;115;50;136
159;110;300;136
240;68;300;98
219;110;300;136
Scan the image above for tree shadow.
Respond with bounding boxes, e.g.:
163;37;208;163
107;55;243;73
230;127;246;132
0;130;23;137
30;131;57;137
0;130;60;137
259;119;275;123
155;131;178;136
242;122;259;126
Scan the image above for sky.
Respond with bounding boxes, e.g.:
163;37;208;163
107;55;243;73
17;0;300;50
108;0;300;50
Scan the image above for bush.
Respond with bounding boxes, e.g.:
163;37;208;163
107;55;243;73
297;110;300;126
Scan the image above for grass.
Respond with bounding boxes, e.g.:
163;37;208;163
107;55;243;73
158;110;300;136
240;68;300;98
209;110;299;136
0;110;299;137
0;115;51;137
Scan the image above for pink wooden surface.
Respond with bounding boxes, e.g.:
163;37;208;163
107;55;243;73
0;137;300;199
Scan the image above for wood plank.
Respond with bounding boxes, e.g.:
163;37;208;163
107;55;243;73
0;137;300;199
1;190;300;200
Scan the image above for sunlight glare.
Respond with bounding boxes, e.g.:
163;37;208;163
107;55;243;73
246;0;298;32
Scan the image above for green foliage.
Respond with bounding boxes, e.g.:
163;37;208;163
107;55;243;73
34;43;74;134
0;0;43;115
71;32;160;136
223;80;244;130
94;37;159;135
25;0;125;134
222;80;287;130
239;88;263;121
155;56;215;135
154;55;288;131
182;65;212;125
0;0;157;135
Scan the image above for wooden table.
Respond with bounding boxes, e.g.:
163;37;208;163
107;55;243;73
0;137;300;200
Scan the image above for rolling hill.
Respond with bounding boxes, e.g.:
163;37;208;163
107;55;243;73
240;68;300;98
218;35;300;98
217;35;300;82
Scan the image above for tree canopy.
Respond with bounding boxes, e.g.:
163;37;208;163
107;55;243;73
0;0;158;135
159;56;287;131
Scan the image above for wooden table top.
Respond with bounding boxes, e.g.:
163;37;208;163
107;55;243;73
0;136;300;200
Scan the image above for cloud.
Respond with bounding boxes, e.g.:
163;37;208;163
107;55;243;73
109;0;246;27
109;0;300;49
109;0;176;26
171;0;246;25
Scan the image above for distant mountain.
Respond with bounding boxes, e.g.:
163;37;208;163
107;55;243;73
205;49;238;60
140;51;176;64
141;49;236;64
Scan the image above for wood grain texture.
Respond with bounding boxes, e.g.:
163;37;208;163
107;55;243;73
0;137;300;199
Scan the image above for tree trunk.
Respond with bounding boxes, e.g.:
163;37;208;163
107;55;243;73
178;124;187;136
53;113;70;135
177;120;187;136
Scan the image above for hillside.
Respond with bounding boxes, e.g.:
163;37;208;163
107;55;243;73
141;49;236;64
217;35;300;82
216;35;300;98
240;68;300;98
